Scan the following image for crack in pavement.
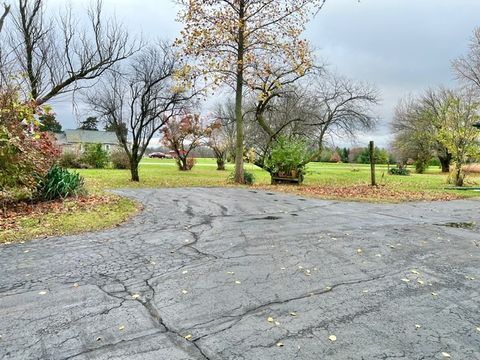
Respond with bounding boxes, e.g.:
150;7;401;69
1;188;479;360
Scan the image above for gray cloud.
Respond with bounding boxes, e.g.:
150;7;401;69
50;0;479;147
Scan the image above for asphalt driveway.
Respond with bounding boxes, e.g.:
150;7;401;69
1;188;479;359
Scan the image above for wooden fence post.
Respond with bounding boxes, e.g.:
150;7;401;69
369;141;376;186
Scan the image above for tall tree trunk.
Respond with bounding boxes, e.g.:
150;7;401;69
216;158;225;170
234;1;245;184
130;160;140;182
438;153;452;173
178;157;189;171
455;166;464;187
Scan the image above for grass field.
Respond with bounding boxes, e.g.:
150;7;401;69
1;195;139;244
4;158;479;243
78;158;480;202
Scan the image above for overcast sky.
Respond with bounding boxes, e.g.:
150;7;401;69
50;0;480;148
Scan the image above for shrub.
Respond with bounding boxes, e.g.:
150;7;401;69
462;163;480;175
389;167;410;176
110;149;130;169
228;170;255;185
80;143;109;169
0;87;59;202
264;136;311;180
37;165;85;200
58;151;83;168
243;171;255;185
186;157;196;170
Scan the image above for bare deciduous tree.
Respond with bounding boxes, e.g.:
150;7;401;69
305;72;379;155
176;0;325;183
85;42;193;182
0;3;10;32
2;0;138;104
453;28;480;92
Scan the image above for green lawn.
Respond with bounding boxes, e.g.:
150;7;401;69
77;158;480;201
1;196;139;244
4;158;479;243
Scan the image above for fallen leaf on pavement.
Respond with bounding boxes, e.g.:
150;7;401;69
328;335;337;342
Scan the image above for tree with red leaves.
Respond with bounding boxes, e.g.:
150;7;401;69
161;114;207;171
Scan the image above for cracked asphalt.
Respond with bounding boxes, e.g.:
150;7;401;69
1;188;480;360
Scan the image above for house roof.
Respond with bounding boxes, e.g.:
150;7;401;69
56;129;118;145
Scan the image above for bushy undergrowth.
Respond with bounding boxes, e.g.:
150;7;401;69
37;165;85;200
228;170;255;185
110;149;130;169
389;167;411;176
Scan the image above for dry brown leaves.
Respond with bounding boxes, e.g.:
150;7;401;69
0;195;113;231
253;184;460;203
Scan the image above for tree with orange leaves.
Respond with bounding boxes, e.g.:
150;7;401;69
176;0;326;183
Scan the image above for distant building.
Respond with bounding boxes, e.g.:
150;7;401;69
54;129;120;153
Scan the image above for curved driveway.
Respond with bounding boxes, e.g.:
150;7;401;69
1;188;479;359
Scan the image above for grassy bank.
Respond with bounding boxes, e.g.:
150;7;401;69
1;195;139;244
78;158;480;202
3;158;478;244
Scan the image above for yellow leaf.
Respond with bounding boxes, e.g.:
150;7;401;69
235;280;241;284
38;291;47;295
417;280;425;285
476;327;480;332
73;283;80;288
290;312;297;317
184;334;193;341
411;270;419;275
118;325;125;331
431;292;438;296
227;271;235;275
401;278;410;283
132;294;141;300
328;335;337;342
182;270;188;274
182;289;188;294
276;342;284;347
275;321;280;326
357;249;363;254
415;324;421;330
267;316;274;323
441;352;451;358
325;286;332;290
